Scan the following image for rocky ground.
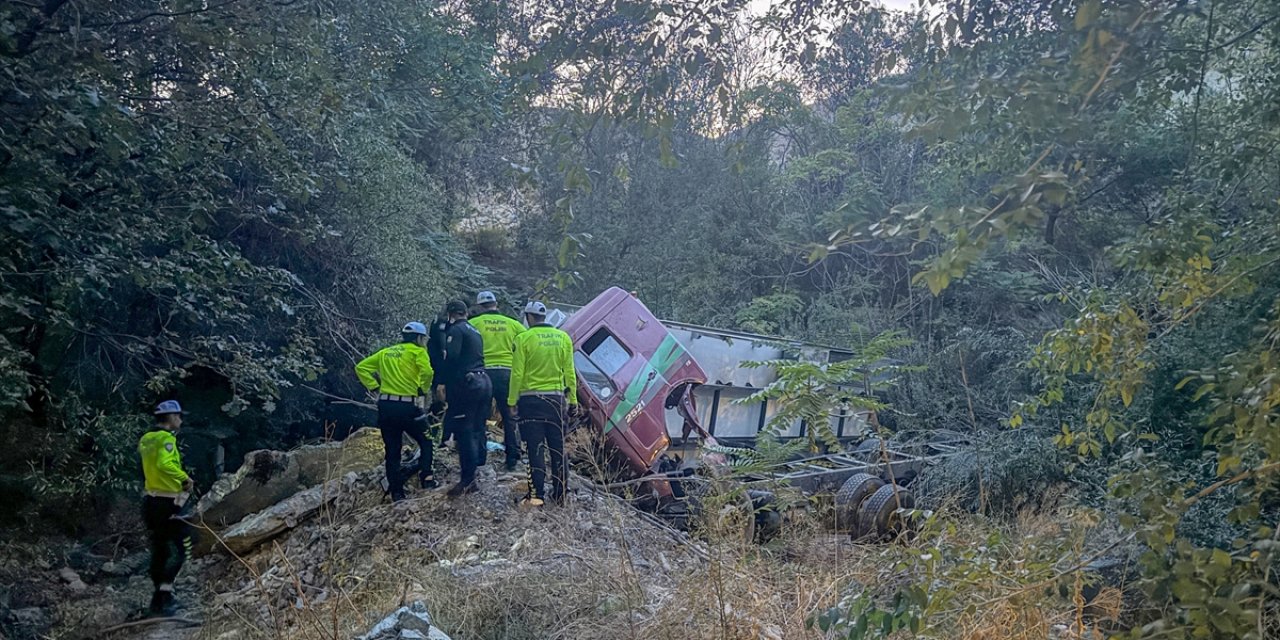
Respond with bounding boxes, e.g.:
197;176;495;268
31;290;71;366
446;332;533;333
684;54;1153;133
0;431;1125;640
0;433;747;640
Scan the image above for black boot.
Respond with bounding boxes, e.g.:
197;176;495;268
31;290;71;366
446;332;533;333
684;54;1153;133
420;475;439;489
148;590;165;616
149;588;179;616
161;591;180;616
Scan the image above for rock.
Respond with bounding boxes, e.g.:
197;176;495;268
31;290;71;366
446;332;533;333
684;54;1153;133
293;427;385;486
658;552;672;572
446;535;481;557
357;601;451;640
100;552;148;577
596;594;626;615
196;450;303;530
195;428;384;532
68;580;88;593
8;607;52;635
217;479;343;555
58;567;81;583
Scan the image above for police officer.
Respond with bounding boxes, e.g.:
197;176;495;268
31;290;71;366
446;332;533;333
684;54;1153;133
468;290;527;472
139;400;194;616
508;301;577;506
439;299;493;497
355;322;437;502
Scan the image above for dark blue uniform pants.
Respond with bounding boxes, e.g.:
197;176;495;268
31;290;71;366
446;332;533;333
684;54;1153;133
378;399;432;499
518;394;567;502
486;368;521;467
446;371;493;485
143;496;191;590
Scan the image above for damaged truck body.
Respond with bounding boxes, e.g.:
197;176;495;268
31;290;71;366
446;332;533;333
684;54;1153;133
553;287;955;540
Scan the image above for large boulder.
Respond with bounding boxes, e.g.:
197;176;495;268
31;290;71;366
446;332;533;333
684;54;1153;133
217;474;357;555
196;449;302;529
195;428;384;529
295;427;386;486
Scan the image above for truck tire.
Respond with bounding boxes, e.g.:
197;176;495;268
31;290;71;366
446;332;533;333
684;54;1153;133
834;473;883;534
852;438;886;463
749;490;782;542
680;482;756;544
708;490;755;545
856;484;915;541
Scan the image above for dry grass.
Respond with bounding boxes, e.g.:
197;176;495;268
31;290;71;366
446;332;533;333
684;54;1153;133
151;435;1130;640
174;493;1135;640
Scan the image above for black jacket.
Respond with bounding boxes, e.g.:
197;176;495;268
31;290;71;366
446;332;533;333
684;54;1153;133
426;314;449;389
439;319;486;387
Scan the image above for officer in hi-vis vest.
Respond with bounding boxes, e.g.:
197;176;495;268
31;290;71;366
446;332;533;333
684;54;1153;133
355;322;437;502
508;301;577;506
138;400;194;616
468;290;527;471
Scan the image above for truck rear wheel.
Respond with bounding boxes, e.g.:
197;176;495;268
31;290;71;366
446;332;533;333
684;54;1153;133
856;484;915;541
834;473;883;534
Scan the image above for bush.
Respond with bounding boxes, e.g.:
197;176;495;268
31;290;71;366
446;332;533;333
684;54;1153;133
912;428;1067;516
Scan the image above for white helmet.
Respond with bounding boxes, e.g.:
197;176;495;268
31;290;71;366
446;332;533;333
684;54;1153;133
402;321;428;336
523;301;548;316
476;290;497;305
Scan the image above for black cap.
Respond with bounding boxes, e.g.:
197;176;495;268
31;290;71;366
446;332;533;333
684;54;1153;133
446;299;468;315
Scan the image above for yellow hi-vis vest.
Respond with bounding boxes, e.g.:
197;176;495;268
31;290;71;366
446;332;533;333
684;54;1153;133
139;429;189;496
468;311;526;369
509;324;577;406
355;342;434;397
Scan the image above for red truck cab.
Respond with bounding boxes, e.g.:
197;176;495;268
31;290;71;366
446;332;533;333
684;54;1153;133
560;287;709;499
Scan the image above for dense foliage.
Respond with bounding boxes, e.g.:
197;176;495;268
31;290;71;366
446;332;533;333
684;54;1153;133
514;0;1280;637
0;0;506;509
4;0;1280;636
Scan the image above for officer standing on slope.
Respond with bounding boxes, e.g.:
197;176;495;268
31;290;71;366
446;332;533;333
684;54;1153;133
139;400;194;616
355;322;437;502
439;299;493;497
508;301;577;506
469;290;527;472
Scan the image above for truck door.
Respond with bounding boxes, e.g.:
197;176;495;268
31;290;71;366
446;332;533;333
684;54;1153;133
580;327;670;459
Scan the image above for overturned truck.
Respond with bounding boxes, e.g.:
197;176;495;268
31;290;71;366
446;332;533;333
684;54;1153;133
553;287;954;540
